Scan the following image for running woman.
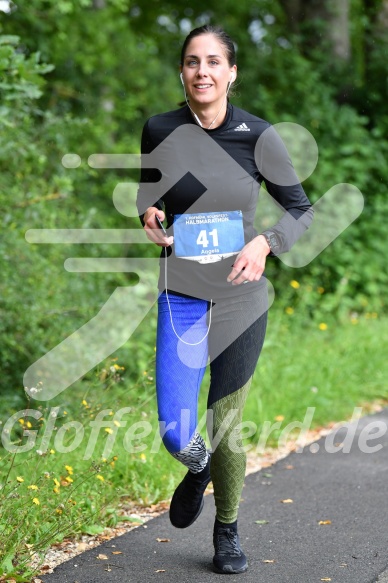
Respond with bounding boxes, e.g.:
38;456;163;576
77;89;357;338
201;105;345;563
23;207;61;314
137;25;313;575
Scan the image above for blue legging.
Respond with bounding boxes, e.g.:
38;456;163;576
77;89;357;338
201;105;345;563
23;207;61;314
156;288;268;453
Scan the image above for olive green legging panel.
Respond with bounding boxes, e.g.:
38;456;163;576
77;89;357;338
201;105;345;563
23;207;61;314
209;378;252;523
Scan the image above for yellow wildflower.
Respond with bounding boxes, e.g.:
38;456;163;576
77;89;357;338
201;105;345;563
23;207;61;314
317;286;325;294
82;399;88;406
113;456;118;461
140;453;147;461
65;476;73;483
32;498;40;505
319;323;328;331
16;476;24;483
113;420;121;427
26;421;32;428
96;474;105;481
27;485;39;490
56;508;63;514
105;427;113;434
53;487;60;494
108;411;114;416
50;449;55;454
53;478;60;487
65;465;73;474
290;280;300;289
285;307;294;315
18;419;25;425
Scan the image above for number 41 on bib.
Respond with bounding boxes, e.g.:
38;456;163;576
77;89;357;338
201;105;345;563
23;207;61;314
173;210;245;263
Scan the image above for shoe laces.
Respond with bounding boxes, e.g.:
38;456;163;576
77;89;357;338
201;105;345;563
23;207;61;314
214;527;241;557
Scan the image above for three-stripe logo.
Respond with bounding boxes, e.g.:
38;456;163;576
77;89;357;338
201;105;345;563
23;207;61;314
234;122;250;131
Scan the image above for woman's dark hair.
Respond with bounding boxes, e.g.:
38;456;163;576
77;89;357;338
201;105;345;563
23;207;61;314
180;25;236;67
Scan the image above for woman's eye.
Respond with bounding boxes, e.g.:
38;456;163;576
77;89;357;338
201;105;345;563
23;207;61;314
209;60;219;65
187;60;197;66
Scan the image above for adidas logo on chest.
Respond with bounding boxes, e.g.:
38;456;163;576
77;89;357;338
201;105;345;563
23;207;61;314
234;123;250;132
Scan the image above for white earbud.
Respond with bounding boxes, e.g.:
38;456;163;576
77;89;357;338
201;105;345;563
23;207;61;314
180;72;184;85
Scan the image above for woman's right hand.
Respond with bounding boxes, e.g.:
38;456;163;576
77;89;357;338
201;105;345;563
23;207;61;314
143;207;174;247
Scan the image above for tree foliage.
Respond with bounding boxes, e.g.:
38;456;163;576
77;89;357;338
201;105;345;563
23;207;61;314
1;0;387;396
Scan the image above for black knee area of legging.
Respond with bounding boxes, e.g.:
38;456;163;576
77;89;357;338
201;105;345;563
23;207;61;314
207;292;267;408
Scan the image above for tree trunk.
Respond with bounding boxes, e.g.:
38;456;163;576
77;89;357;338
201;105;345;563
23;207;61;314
280;0;351;62
279;0;302;34
377;0;388;30
326;0;351;61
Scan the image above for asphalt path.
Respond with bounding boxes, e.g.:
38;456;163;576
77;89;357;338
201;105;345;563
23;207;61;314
41;408;388;583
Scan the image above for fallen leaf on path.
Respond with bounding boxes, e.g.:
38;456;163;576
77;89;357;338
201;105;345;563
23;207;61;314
263;559;275;563
318;520;332;525
150;502;169;511
255;520;269;525
97;553;108;560
155;569;166;572
39;565;53;573
285;464;294;469
280;498;293;503
320;579;331;581
156;538;170;543
112;551;123;554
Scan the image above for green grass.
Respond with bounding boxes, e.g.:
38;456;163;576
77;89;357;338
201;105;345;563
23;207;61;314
241;312;388;446
1;312;387;579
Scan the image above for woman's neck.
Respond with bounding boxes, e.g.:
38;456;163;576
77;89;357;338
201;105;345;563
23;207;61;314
188;98;228;130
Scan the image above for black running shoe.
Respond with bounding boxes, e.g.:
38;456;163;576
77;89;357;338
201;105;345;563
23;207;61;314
213;521;248;574
169;455;212;529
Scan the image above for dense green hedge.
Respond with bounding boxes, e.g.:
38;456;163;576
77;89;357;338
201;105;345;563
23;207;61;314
1;0;387;398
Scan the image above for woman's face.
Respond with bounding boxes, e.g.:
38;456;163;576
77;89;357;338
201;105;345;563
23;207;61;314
181;34;237;108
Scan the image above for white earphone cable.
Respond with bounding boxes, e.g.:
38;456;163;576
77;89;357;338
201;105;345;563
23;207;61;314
164;247;212;345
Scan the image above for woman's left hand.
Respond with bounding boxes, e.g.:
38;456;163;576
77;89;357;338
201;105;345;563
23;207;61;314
227;235;270;285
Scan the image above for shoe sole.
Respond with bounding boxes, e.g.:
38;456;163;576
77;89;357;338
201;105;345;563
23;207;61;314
212;562;248;574
169;496;205;529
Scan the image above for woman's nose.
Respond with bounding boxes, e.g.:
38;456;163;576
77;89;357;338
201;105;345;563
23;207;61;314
196;62;209;77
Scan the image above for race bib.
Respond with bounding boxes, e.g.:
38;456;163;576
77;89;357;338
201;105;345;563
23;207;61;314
173;211;245;264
